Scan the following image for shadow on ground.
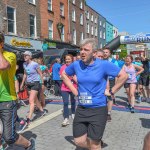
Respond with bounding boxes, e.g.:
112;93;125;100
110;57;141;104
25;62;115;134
65;136;108;150
140;118;150;129
116;96;128;102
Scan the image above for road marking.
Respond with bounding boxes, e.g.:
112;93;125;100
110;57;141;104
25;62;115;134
23;109;62;132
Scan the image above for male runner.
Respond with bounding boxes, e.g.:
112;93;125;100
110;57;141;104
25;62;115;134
62;38;128;150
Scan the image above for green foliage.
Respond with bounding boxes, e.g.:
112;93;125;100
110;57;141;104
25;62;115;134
119;44;127;59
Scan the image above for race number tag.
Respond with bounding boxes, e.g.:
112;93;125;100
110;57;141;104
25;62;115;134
79;92;92;104
128;73;132;79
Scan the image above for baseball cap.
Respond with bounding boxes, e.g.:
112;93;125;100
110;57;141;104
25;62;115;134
23;51;32;56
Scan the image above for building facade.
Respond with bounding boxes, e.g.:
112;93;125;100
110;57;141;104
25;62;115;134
98;14;106;48
84;5;99;45
69;0;85;46
0;0;41;38
40;0;69;43
106;21;113;44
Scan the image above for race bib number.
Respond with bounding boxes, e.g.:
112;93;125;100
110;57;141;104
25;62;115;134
128;73;132;79
79;92;92;105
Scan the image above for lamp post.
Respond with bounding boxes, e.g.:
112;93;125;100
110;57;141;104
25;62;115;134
57;22;63;41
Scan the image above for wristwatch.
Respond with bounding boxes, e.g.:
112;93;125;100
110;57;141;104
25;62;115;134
109;89;114;96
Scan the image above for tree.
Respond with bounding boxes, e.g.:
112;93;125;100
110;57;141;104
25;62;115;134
119;44;127;59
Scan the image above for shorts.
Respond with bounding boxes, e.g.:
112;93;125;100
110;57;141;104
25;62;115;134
109;79;115;89
26;81;41;91
124;83;137;88
139;76;149;86
73;106;107;141
0;101;19;144
107;79;115;101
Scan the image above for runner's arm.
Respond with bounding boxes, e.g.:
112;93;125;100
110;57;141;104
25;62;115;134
0;51;10;70
111;69;128;94
20;71;27;90
61;70;78;96
133;64;144;76
37;68;44;84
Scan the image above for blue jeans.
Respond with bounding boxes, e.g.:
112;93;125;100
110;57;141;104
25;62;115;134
61;91;76;118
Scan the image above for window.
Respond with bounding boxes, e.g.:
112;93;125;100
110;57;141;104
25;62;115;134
60;3;64;16
72;9;76;21
72;29;76;45
103;32;105;39
80;32;84;41
91;26;93;35
48;20;53;39
29;14;36;37
95;27;97;36
95;17;97;24
91;14;93;22
7;7;16;34
48;0;52;11
99;20;102;26
61;25;65;41
72;0;75;4
28;0;35;5
80;0;83;9
87;23;89;33
103;22;105;28
80;14;83;25
86;11;89;19
100;30;102;38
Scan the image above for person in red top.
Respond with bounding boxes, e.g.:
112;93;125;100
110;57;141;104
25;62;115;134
60;54;77;127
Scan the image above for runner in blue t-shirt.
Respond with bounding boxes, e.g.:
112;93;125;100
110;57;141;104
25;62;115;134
61;38;128;150
103;47;119;121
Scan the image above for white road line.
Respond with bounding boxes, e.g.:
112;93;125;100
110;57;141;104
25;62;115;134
23;109;62;132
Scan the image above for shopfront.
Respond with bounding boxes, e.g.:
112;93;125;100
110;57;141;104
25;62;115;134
42;39;79;66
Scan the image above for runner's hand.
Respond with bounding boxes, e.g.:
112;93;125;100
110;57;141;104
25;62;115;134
105;89;111;96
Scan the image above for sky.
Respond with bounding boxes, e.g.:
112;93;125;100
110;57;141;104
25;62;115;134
86;0;150;35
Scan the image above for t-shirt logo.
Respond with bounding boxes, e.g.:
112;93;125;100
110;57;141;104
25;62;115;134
26;69;30;75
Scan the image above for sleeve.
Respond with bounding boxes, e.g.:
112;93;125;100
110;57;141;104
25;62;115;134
65;63;75;76
104;61;121;77
34;62;39;70
5;53;16;68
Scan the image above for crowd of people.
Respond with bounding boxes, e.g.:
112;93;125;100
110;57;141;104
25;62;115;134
0;31;150;150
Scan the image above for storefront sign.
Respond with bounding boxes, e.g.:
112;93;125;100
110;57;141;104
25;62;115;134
5;35;43;51
11;38;32;48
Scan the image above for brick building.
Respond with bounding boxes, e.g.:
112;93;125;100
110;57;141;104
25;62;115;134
69;0;85;46
0;0;41;38
40;0;69;43
84;5;99;44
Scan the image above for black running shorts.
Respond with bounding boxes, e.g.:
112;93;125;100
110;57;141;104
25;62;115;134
0;101;19;144
73;105;107;141
26;81;41;92
139;76;149;87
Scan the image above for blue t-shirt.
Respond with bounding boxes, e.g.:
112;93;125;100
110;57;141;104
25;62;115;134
23;61;40;82
108;58;119;80
65;59;121;108
133;61;143;81
52;63;61;80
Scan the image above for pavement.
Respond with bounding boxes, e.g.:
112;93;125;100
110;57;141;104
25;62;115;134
10;88;150;150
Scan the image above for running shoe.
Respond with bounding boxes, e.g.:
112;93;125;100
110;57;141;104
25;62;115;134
71;114;75;119
126;103;131;110
107;114;112;122
130;107;135;113
26;137;35;150
38;110;47;119
17;120;28;133
62;118;69;127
